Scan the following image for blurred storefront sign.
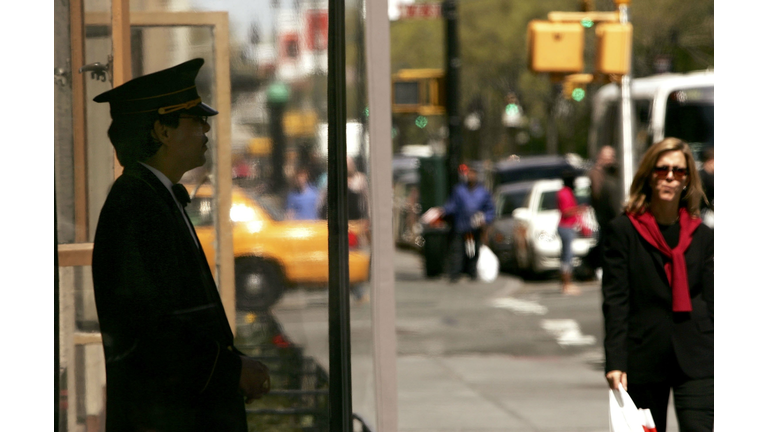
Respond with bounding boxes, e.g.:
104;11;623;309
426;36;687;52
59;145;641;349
398;3;442;19
248;137;273;156
306;9;329;51
283;110;318;137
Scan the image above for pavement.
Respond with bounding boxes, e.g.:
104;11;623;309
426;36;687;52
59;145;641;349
270;249;679;431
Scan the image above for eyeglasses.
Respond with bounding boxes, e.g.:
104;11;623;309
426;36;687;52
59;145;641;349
653;165;689;180
179;115;209;125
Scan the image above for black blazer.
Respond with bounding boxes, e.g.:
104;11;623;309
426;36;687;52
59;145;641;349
92;164;246;432
602;213;714;384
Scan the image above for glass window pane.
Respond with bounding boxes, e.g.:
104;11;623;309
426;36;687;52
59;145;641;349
58;1;379;430
58;1;382;430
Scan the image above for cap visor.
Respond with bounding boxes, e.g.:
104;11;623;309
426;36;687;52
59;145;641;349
188;102;219;116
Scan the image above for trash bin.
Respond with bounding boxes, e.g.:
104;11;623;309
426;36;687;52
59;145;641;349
422;224;450;278
419;156;449;278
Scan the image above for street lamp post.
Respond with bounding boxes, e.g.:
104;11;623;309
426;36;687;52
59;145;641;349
616;0;634;199
267;81;290;193
443;0;461;189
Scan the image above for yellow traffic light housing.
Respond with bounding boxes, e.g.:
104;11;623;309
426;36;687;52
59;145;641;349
595;23;632;75
527;21;584;73
392;69;446;115
561;73;593;101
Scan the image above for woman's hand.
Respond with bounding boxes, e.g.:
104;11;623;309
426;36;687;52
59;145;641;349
606;370;627;390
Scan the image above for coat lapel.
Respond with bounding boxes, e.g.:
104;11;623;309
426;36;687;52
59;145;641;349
125;165;202;257
124;164;234;340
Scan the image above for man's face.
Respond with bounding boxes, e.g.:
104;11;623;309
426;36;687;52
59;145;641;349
297;171;308;188
164;114;210;172
347;157;356;175
599;147;616;167
466;169;478;185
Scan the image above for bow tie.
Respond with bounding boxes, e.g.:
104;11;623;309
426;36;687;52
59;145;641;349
172;184;191;207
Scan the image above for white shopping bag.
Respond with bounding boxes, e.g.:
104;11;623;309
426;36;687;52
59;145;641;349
640;408;657;432
608;386;646;432
476;245;499;283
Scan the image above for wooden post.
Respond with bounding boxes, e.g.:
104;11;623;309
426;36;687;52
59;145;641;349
112;0;132;180
71;0;89;243
212;13;236;333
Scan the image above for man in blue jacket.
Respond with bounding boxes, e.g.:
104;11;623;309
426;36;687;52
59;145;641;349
439;164;495;282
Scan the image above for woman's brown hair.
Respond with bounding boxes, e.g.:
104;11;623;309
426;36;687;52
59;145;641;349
624;137;705;217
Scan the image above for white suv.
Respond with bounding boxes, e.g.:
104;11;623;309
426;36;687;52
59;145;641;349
510;177;598;276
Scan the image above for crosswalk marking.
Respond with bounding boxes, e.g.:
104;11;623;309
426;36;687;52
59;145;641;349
540;319;596;346
490;297;548;315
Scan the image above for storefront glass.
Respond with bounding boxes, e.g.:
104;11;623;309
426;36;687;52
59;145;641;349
55;1;375;430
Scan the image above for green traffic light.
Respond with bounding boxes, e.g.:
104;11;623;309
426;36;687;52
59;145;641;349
505;104;519;116
581;18;594;28
572;88;586;102
415;116;428;128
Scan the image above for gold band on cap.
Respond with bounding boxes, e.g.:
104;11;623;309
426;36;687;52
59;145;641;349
124;85;197;102
157;98;203;114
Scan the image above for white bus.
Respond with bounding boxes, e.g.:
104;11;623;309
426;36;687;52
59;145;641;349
589;70;714;171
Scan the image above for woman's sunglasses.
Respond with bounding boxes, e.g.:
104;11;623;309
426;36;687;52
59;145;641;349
654;165;689;180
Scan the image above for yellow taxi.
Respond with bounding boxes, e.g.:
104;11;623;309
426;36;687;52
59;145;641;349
185;184;370;310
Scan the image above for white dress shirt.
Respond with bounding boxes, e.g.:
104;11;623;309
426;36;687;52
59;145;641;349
139;162;200;249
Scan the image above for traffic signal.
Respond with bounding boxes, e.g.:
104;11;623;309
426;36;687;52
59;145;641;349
562;81;586;101
595;23;632;75
527;20;584;73
561;74;593;101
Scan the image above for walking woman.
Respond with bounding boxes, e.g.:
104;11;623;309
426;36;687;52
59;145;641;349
557;169;586;295
602;138;713;432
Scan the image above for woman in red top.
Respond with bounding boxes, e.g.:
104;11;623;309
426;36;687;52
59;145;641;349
557;169;586;295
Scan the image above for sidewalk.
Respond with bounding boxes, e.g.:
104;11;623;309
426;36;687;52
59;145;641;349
271;249;679;431
369;352;677;432
396;353;609;432
274;310;680;432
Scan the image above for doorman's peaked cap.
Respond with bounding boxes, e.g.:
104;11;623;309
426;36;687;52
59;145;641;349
93;58;218;118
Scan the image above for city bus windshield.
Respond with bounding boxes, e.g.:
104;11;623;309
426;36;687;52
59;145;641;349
664;86;714;163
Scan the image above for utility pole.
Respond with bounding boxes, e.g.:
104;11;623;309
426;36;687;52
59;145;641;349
356;2;368;174
443;0;461;189
616;0;634;198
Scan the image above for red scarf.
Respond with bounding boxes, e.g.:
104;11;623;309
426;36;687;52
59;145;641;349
628;208;700;312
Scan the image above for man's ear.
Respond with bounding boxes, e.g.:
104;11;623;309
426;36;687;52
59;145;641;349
151;120;171;144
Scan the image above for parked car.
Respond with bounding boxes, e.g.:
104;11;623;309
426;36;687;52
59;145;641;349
185;184;371;311
492;154;586;192
486;181;536;270
510;177;598;277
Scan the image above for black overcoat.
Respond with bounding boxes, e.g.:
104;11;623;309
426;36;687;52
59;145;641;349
602;213;714;384
92;164;247;432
